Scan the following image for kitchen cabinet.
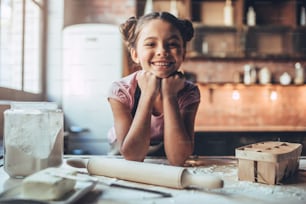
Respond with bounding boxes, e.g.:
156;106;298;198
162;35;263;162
136;0;306;59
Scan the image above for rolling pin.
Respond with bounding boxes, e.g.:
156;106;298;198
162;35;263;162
68;157;223;189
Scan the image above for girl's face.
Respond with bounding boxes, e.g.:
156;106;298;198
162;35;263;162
131;19;185;78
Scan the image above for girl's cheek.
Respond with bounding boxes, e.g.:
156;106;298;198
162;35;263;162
174;48;184;56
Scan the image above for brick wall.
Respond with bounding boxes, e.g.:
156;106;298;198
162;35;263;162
64;0;136;26
195;84;306;130
181;60;306;130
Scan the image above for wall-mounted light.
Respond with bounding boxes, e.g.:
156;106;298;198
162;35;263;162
232;89;240;100
270;89;278;101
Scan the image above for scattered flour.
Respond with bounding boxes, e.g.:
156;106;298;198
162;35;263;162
187;161;306;203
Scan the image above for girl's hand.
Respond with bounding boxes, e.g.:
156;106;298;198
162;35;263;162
136;70;160;99
161;71;185;98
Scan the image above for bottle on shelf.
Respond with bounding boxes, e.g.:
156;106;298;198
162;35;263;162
224;0;234;26
301;6;306;26
170;0;178;17
247;6;256;26
243;64;256;84
144;0;154;15
294;62;304;85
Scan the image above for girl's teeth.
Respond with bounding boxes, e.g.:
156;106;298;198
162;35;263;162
154;62;170;66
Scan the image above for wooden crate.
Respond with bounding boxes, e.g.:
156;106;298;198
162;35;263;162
235;141;302;185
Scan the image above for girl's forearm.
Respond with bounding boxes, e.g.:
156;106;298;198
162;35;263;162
121;95;154;161
163;97;193;166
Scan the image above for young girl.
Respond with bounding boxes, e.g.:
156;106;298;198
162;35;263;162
107;12;200;166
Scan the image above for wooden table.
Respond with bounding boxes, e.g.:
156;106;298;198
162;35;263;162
1;156;306;204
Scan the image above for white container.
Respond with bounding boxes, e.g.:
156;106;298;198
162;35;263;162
301;6;306;26
170;0;178;17
4;102;64;178
224;0;234;26
247;6;256;26
294;62;304;85
280;72;292;85
244;64;256;84
258;67;271;84
144;0;154;15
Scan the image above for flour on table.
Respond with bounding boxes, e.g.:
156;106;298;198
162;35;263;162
187;162;306;202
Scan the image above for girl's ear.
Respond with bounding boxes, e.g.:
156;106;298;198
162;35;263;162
130;48;140;64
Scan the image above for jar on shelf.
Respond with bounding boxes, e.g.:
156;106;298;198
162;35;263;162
258;67;271;84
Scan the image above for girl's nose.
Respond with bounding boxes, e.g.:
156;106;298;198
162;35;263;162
157;52;169;57
156;45;169;57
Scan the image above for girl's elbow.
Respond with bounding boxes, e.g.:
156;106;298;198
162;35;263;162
167;149;193;166
120;147;146;162
168;157;188;166
168;153;191;166
123;154;145;162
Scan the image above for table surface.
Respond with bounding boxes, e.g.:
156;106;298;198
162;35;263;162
1;155;306;204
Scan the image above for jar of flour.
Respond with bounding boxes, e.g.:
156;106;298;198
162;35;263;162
4;102;64;178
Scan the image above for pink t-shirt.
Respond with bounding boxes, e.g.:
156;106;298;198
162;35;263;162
107;71;200;143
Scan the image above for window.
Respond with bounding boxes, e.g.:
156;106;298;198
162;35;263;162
0;0;43;95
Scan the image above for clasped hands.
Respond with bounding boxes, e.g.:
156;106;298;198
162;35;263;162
136;71;185;98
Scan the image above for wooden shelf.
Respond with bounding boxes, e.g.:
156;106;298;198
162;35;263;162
186;52;306;60
136;0;306;60
195;125;306;132
243;0;297;26
196;83;306;88
189;24;306;59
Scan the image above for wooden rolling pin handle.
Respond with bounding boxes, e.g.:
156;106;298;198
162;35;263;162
66;158;88;169
66;158;224;189
181;170;224;189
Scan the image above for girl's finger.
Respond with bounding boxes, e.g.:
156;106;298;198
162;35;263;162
176;71;184;78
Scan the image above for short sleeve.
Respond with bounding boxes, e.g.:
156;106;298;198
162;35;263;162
178;81;201;110
107;71;139;110
107;81;133;109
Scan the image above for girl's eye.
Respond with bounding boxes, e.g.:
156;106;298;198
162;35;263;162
168;42;180;48
144;42;155;47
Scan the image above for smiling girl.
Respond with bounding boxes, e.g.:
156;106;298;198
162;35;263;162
107;12;200;166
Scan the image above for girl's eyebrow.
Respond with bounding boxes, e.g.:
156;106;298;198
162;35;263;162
144;34;181;41
168;34;181;40
144;36;157;41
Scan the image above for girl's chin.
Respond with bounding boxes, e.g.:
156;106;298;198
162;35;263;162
154;73;171;79
151;70;176;78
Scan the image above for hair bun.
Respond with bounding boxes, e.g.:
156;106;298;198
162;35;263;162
180;20;194;42
120;16;138;49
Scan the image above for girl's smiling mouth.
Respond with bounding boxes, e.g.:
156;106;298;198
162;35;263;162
151;61;175;68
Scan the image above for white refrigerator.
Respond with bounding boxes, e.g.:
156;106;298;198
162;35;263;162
62;24;122;154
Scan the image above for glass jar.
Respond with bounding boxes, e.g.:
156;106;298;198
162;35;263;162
4;102;64;178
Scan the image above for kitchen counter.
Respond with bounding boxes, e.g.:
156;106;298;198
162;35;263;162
1;156;306;204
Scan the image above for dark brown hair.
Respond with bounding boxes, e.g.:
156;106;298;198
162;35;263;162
120;11;194;51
